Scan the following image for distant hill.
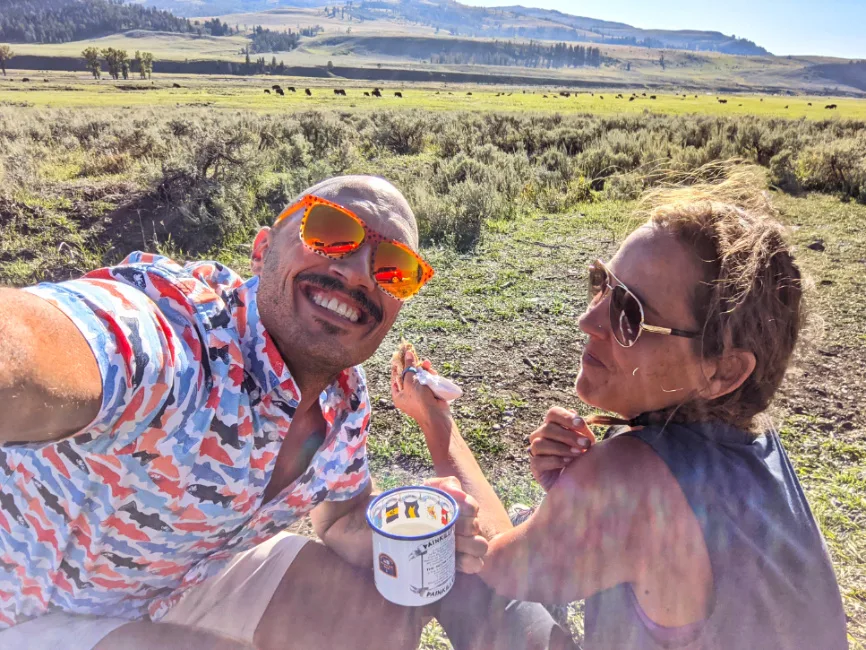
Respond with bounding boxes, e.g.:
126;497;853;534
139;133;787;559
140;0;328;14
498;6;768;55
140;0;769;55
0;0;194;43
807;60;866;92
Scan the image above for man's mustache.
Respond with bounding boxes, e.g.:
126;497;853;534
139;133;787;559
297;272;384;323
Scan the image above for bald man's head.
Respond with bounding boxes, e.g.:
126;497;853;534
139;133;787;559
282;175;419;251
250;174;419;381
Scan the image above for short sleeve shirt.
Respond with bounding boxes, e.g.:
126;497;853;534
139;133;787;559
0;253;372;627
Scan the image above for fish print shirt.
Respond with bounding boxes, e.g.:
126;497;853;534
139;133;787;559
0;253;372;627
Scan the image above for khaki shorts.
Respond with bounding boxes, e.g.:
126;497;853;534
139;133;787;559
0;532;309;650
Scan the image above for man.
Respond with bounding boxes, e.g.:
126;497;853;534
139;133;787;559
0;176;506;649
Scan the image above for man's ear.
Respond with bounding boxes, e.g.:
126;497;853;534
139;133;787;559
699;349;757;401
251;227;272;276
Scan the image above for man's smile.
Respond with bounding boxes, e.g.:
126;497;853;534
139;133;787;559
295;271;385;329
297;280;380;331
308;288;362;324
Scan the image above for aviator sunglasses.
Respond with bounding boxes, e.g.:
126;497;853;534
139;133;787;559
589;259;701;348
274;195;434;301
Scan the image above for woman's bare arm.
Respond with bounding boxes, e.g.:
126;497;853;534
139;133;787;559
419;410;513;539
480;433;713;628
391;347;512;539
479;436;646;603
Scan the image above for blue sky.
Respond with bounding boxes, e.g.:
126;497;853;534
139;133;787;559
467;0;865;59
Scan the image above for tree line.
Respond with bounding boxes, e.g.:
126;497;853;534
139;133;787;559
0;43;291;78
429;41;604;69
248;26;300;54
81;47;154;80
0;0;293;46
0;0;193;44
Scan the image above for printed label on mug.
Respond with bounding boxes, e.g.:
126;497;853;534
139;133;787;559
367;486;459;607
378;553;397;578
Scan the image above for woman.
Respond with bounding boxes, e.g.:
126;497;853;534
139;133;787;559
392;168;847;649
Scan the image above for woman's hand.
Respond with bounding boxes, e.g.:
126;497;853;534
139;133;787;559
424;476;488;574
529;407;596;492
390;347;451;427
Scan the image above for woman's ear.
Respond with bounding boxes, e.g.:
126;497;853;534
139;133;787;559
250;227;272;276
700;349;757;401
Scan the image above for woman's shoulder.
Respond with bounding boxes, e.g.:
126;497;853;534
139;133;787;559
557;432;685;502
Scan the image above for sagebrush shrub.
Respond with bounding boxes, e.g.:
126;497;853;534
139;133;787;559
797;137;866;201
2;106;866;266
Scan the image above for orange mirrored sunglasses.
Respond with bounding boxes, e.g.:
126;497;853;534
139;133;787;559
274;194;434;301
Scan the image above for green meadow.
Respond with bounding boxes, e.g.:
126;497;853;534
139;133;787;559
2;73;865;119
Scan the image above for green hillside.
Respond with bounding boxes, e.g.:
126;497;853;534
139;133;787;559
149;0;768;55
8;30;250;60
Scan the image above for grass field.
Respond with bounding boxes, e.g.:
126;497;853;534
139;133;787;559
2;73;866;119
0;99;864;647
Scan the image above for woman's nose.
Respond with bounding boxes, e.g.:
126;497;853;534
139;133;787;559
578;293;609;339
330;245;376;293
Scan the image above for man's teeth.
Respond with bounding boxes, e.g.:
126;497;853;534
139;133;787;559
312;293;360;323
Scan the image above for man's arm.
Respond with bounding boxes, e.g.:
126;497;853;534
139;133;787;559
311;477;490;575
310;483;376;568
0;288;102;443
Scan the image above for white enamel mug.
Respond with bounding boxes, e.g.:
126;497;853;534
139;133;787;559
366;486;459;607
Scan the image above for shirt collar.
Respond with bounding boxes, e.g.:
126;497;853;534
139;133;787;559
232;276;366;416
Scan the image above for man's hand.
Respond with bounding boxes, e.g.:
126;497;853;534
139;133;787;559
424;476;488;574
528;407;596;492
390;347;451;429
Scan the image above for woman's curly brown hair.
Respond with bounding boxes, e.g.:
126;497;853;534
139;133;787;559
593;163;805;433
